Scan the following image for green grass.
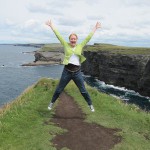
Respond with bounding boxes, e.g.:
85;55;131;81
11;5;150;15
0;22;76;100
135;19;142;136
0;79;64;150
0;78;150;150
39;43;63;52
84;43;150;55
38;43;150;55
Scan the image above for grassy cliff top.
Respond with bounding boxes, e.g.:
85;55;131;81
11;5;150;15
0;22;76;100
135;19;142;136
38;43;150;55
39;43;63;52
84;43;150;55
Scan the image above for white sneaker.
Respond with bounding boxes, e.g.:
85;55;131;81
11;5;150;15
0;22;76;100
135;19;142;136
89;105;95;112
48;102;53;110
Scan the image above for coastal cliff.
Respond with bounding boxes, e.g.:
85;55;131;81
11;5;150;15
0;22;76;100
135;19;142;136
34;51;64;63
82;44;150;97
33;44;64;64
22;43;64;66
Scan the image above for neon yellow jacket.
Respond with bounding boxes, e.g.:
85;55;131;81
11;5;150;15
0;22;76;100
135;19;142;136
53;29;94;65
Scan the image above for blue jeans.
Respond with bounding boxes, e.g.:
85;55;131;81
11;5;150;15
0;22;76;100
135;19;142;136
51;67;92;105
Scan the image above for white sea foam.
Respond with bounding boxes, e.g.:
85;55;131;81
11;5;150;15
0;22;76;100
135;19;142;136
94;78;150;100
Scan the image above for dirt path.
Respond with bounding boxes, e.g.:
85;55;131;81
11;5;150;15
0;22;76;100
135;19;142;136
51;92;121;150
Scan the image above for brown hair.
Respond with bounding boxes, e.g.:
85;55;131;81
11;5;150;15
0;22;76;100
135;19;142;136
69;33;78;40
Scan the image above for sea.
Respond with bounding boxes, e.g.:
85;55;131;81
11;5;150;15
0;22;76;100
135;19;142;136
0;44;150;111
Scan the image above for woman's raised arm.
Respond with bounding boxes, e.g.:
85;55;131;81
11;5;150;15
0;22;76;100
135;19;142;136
80;22;101;47
45;20;67;46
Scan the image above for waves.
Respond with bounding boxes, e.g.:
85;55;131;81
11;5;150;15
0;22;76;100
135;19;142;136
83;75;150;111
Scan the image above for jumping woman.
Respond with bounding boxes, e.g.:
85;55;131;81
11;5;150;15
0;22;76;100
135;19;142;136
46;20;101;112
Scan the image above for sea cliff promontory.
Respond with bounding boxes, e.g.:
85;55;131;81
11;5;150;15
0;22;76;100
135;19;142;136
82;43;150;97
22;43;64;66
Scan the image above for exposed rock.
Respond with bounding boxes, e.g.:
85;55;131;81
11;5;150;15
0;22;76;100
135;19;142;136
34;51;64;63
82;51;150;97
22;51;64;66
138;59;150;96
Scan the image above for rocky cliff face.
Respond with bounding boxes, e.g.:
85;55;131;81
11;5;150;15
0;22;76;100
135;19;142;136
138;59;150;96
82;51;150;97
34;51;64;63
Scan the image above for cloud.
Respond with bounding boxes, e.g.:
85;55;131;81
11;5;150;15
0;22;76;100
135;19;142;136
122;0;150;7
57;17;85;27
4;19;15;26
46;0;72;8
23;19;38;28
27;0;75;16
87;15;105;21
27;2;62;15
0;0;150;46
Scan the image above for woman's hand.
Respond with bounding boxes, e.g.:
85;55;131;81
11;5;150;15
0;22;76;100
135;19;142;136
95;22;101;29
45;20;52;27
45;20;54;30
92;22;101;33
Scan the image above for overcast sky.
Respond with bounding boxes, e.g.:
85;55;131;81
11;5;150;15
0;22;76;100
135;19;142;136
0;0;150;47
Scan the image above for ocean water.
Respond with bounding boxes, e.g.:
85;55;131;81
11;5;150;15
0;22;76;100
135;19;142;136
0;45;63;106
0;45;149;111
84;76;150;111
